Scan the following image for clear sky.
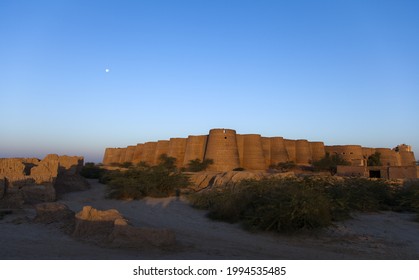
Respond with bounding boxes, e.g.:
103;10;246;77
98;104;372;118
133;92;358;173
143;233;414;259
1;0;418;163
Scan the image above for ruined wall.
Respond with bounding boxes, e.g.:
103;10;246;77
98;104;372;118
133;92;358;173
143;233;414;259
0;155;86;207
205;129;240;171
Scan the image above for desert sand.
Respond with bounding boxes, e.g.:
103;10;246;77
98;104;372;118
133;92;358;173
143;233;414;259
1;179;419;260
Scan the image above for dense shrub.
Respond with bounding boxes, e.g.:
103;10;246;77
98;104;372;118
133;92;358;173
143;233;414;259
269;161;296;172
313;153;350;175
189;176;414;233
322;178;399;220
187;158;214;172
190;177;333;232
105;156;190;199
395;180;419;215
80;162;107;179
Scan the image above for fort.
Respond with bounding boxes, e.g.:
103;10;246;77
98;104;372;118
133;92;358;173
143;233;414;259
102;128;418;179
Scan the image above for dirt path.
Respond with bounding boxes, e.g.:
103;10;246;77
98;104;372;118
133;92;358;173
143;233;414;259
1;179;419;259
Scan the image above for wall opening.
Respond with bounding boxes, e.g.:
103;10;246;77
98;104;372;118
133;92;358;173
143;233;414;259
369;170;381;178
23;163;36;176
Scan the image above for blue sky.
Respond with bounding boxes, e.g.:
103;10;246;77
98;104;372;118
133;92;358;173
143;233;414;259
1;0;418;163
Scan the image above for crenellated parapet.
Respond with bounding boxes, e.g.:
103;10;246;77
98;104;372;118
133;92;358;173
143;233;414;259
102;128;417;171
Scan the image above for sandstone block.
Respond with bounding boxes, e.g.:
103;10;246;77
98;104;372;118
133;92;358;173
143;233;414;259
73;206;126;241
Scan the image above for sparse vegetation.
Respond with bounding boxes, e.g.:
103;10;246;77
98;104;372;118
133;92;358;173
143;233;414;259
313;153;350;175
189;176;418;233
186;158;214;172
269;161;296;172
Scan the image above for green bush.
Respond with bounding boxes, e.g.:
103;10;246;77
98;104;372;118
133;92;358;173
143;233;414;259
395;180;419;217
323;178;398;220
187;158;214;172
190;177;333;232
105;159;190;199
313;153;350;175
189;176;415;233
80;162;107;179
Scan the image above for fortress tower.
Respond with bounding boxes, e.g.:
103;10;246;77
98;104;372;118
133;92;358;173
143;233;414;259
205;129;240;171
270;137;289;164
239;134;265;170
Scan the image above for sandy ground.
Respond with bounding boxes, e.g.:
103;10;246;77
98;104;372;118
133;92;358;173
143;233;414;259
1;179;419;260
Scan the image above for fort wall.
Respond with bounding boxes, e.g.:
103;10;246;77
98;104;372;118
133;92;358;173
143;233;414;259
310;142;326;162
284;139;297;163
124;146;136;163
142;142;158;165
183;135;207;167
168;138;187;167
261;137;271;168
375;148;400;166
295;139;311;165
325;145;364;166
240;134;265;170
102;129;417;176
270;137;289;164
399;151;416;166
132;144;144;164
153;140;170;164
